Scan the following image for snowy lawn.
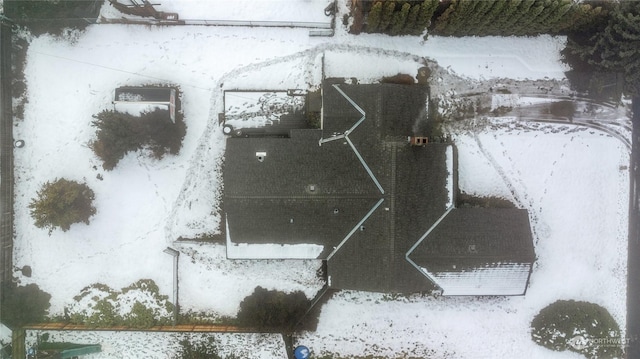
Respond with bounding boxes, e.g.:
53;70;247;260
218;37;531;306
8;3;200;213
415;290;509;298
296;120;628;359
11;1;629;357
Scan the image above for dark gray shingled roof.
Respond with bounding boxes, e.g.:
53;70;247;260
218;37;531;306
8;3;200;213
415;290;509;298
223;80;535;294
409;208;536;273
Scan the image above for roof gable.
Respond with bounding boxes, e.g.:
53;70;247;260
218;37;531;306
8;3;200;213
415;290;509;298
222;81;535;295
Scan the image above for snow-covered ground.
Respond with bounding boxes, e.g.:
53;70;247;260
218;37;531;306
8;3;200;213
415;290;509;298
25;330;288;359
100;0;334;25
10;0;630;358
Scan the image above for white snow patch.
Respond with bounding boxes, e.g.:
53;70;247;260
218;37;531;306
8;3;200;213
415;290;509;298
445;145;453;207
224;91;304;130
25;330;288;359
429;263;532;296
227;242;324;260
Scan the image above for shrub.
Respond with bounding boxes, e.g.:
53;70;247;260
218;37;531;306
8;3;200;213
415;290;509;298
29;178;96;234
531;300;623;359
237;286;309;332
174;338;223;359
126;301;156;329
381;73;415;85
0;282;51;328
91;105;186;170
4;0;102;36
66;279;174;328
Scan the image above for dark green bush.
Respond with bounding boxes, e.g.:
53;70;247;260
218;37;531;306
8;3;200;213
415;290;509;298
237;286;309;331
531;300;623;359
126;301;156;329
4;0;102;36
91;106;186;170
0;282;51;328
29;178;96;234
174;338;222;359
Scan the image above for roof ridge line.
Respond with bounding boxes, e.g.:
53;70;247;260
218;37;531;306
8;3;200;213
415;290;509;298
330;84;384;195
405;206;455;291
331;84;366;117
345;135;385;195
326;198;385;261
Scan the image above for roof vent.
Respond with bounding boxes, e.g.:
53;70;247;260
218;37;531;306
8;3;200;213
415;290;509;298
468;244;478;254
256;151;267;162
333;208;339;214
306;184;319;194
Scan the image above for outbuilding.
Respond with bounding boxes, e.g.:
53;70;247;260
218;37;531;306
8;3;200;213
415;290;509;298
113;86;176;123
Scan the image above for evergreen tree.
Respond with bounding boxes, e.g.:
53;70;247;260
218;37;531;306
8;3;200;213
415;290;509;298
1;283;51;328
91;110;141;170
563;1;640;95
91;105;185;170
487;0;522;34
405;3;421;35
366;1;384;33
415;0;438;33
536;0;573;34
501;0;537;35
237;286;309;331
514;1;545;36
475;0;509;36
29;178;96;234
390;2;411;35
559;2;608;34
379;1;397;32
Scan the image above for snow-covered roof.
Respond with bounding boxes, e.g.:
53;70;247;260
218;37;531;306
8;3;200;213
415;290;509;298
409;208;536;295
426;263;532;296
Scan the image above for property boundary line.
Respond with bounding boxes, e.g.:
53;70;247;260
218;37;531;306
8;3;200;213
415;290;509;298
23;323;271;333
0;20;14;286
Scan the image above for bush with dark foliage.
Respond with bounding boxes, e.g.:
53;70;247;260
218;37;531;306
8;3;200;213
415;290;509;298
91;107;186;170
4;0;102;36
531;300;623;359
0;282;51;328
237;286;309;332
29;178;96;234
174;337;239;359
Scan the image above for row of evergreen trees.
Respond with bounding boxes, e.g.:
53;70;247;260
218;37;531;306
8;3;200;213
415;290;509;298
563;1;640;96
366;0;439;35
361;0;607;37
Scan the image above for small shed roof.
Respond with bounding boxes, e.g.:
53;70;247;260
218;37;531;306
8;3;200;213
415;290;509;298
114;87;174;102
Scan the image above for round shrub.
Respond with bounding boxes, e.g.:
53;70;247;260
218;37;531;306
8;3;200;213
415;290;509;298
237;286;309;332
0;282;51;328
531;300;623;358
29;178;96;234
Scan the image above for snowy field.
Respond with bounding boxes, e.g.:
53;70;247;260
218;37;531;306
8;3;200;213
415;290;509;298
9;0;630;358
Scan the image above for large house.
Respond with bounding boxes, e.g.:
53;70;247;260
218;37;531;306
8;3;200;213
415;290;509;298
223;80;535;296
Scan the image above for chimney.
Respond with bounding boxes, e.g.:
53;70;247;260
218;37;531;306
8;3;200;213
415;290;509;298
409;136;429;146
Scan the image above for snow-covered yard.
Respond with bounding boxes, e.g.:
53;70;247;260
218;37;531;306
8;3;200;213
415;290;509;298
10;0;630;358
